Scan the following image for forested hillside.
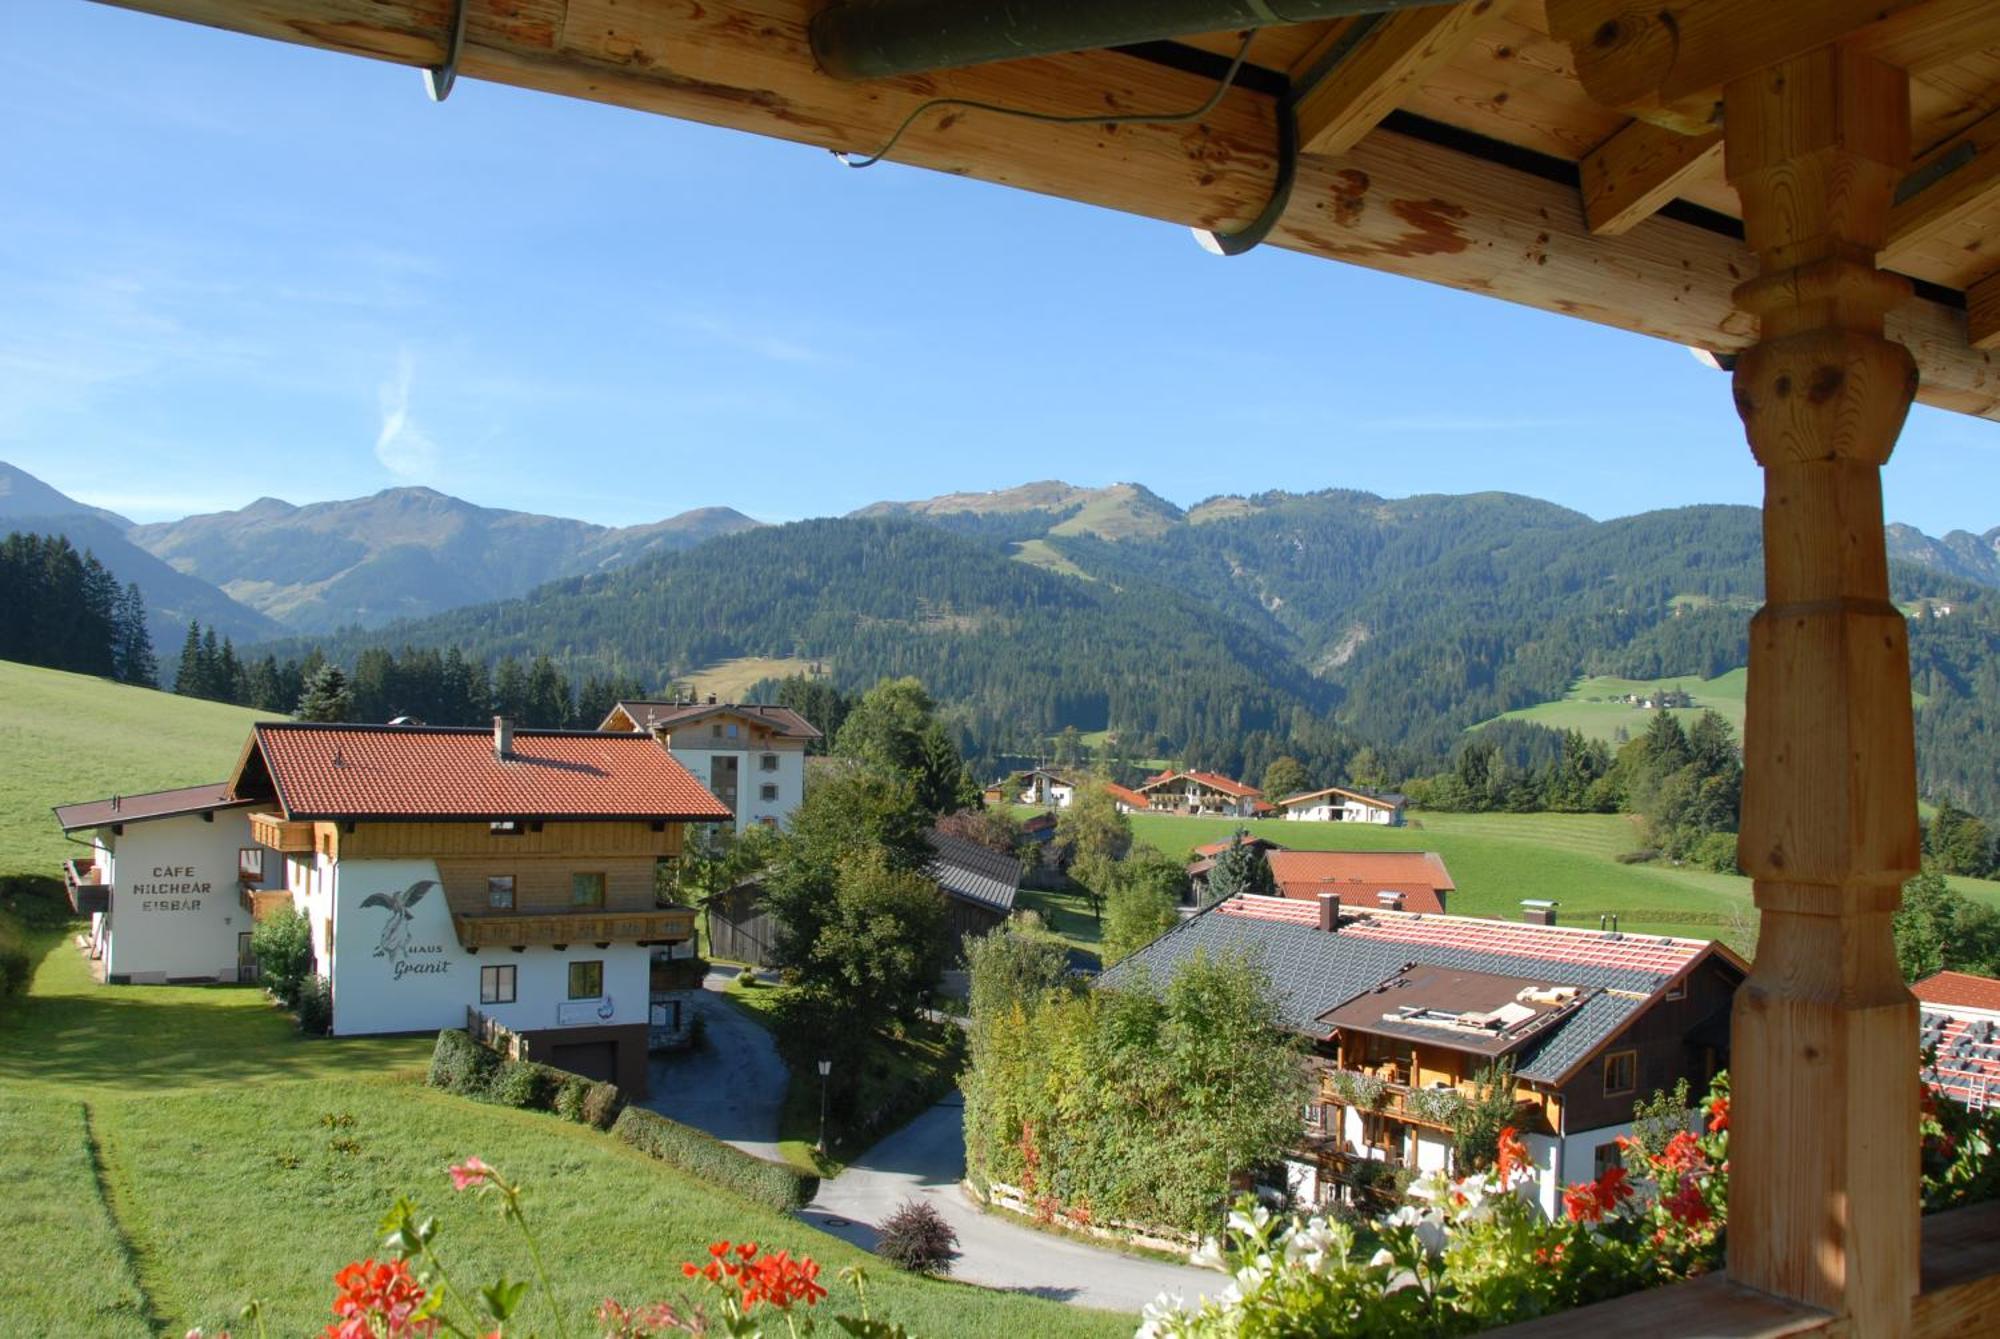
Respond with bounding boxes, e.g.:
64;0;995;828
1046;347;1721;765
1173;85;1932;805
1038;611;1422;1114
264;517;1356;774
229;484;2000;823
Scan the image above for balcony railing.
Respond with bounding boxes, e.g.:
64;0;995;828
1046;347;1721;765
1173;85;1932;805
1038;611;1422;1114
248;812;314;854
63;859;109;915
238;886;292;921
451;906;695;950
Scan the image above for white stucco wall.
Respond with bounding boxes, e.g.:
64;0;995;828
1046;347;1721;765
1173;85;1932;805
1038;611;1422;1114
96;808;260;983
324;857;648;1037
665;742;805;831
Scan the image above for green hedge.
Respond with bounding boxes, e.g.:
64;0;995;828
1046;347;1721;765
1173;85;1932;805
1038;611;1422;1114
425;1031;626;1131
612;1107;818;1213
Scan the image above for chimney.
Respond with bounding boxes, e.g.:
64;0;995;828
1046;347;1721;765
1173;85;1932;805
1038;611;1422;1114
1376;890;1405;913
1522;899;1558;926
493;716;513;760
706;692;718;706
1318;891;1341;933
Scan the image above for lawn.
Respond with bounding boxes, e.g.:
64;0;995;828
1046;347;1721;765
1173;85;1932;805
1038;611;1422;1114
1016;884;1105;964
683;656;826;703
1479;669;1751;746
0;659;280;878
0;929;1126;1338
721;974;966;1176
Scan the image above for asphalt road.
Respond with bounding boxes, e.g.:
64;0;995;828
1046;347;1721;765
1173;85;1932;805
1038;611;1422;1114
802;1093;1226;1314
639;971;788;1163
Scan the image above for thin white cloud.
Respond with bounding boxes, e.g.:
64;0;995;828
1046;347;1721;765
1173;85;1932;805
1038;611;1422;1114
672;312;824;364
375;350;440;481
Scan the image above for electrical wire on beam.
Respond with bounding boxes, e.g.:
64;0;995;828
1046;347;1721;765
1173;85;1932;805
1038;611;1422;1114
834;31;1298;255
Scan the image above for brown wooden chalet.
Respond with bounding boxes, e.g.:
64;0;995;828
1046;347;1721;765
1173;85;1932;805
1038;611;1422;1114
88;0;2000;1329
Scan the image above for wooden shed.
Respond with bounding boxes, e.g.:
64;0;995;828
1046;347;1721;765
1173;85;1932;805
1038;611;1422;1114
83;1;2000;1330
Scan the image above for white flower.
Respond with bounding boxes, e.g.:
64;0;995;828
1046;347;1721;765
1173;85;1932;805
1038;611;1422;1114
1228;1203;1271;1236
1368;1247;1396;1269
1413;1217;1448;1257
1189;1236;1226;1270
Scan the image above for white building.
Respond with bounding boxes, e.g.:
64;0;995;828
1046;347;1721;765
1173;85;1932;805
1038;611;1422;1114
599;698;819;831
1017;768;1077;808
1275;784;1407;826
55;782;285;984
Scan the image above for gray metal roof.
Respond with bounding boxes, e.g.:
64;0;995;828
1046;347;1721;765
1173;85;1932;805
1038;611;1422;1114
1097;908;1665;1085
925;831;1020;914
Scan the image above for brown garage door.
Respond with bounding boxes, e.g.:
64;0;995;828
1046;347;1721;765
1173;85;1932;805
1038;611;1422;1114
550;1041;616;1084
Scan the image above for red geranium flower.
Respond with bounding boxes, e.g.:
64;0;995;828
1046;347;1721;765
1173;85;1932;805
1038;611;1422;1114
1706;1096;1729;1133
1495;1126;1531;1190
326;1259;436;1338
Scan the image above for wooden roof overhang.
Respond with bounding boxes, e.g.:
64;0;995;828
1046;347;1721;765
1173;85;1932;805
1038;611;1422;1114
92;0;2000;416
62;0;2000;1334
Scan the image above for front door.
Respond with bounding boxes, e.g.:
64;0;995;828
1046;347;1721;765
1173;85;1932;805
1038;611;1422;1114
709;755;739;818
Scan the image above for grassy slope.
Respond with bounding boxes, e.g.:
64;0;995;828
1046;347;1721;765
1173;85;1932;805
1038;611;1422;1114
1122;810;2000;953
0;660;280;877
1483;669;1751;745
684;656;825;702
0;935;1126;1338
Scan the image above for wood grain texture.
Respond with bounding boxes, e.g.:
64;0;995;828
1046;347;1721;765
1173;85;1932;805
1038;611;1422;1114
1580;120;1722;234
1294;0;1512;157
1970;272;2000;350
86;0;2000;420
1887;107;2000;261
1722;45;1922;1333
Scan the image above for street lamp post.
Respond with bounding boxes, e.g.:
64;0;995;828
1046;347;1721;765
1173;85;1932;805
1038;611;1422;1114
816;1058;832;1155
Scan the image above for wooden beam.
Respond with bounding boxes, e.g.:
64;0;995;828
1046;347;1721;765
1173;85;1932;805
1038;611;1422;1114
1579;121;1722;235
1293;0;1511;158
1724;43;1920;1332
1970;272;2000;351
1546;0;2000;133
83;0;2000;418
1887;106;2000;259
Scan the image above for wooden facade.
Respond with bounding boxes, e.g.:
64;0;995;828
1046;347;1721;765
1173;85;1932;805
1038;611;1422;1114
90;1;2000;1329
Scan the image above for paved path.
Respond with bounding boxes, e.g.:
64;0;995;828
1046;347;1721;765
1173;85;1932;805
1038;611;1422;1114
802;1093;1226;1313
639;970;788;1163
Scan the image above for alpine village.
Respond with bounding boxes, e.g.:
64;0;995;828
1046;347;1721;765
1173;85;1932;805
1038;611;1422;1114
9;2;2000;1338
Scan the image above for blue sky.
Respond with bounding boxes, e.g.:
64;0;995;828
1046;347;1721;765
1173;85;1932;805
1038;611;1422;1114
4;3;1996;534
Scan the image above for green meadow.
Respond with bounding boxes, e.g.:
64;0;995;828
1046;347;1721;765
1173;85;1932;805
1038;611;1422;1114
1479;669;1751;745
0;660;279;878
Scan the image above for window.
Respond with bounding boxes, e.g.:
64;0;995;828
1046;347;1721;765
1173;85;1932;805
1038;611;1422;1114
571;872;606;908
712;723;722;738
1603;1049;1638;1096
760;753;779;772
480;964;517;1004
487;875;515;910
1666;975;1687;1001
238;847;265;881
760;783;779;802
490;819;523;835
1592;1139;1625;1180
568;960;603;999
726;722;739;738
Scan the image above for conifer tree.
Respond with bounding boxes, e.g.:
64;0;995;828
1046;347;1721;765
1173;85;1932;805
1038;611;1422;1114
296;663;353;722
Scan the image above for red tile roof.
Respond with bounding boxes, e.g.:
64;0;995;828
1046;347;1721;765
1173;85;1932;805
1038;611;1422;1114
54;782;253;831
1268;850;1457;897
1106;783;1152;810
1215;894;1712;977
1922;1011;2000;1107
241;723;733;821
1916;971;2000;1015
1138;769;1262;799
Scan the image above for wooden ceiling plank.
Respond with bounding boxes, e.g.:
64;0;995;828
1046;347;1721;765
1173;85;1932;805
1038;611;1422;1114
1887;106;2000;260
1544;0;1996;132
1969;273;2000;351
1295;0;1514;158
1580;121;1723;234
85;0;2000;419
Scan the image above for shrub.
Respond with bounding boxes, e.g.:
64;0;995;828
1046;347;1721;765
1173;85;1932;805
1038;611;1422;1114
250;905;313;1005
581;1080;624;1131
554;1074;590;1124
611;1106;818;1213
428;1029;501;1096
0;874;69;929
875;1198;958;1275
1691;832;1741;874
295;975;333;1036
492;1060;563;1111
1615;848;1662;865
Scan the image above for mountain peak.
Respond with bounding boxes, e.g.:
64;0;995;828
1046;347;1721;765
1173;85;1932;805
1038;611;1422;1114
0;460;134;529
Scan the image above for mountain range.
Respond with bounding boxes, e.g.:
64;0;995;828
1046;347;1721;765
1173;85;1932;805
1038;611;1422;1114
4;460;1996;818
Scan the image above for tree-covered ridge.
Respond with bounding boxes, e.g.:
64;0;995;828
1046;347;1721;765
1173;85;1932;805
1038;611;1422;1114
259;516;1355;772
1;532;156;687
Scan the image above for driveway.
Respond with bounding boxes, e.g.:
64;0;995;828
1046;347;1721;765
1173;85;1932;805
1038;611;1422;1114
801;1093;1226;1313
639;970;788;1163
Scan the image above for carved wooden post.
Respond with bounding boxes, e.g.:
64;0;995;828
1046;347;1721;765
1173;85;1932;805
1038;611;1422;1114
1723;44;1921;1331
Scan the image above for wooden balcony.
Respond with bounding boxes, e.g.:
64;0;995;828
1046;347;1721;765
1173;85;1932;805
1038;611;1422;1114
249;812;314;854
238;887;292;922
451;906;694;950
63;859;108;915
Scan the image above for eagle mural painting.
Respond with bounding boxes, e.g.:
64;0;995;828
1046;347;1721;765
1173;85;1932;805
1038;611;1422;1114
361;879;438;972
